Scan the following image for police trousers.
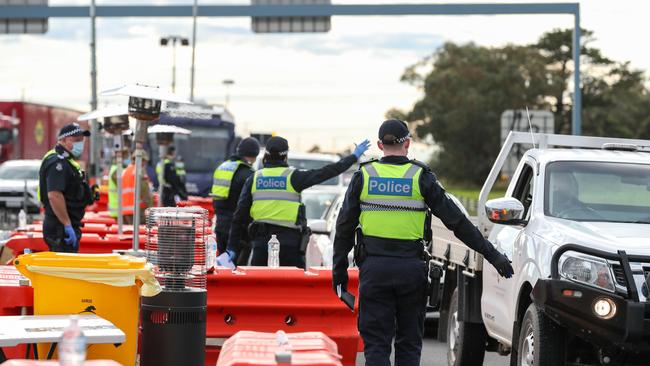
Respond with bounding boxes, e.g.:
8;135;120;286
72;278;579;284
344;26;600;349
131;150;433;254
249;227;305;268
42;215;82;253
359;256;428;366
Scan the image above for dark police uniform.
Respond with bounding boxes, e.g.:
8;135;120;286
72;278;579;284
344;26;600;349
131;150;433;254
332;119;513;366
39;144;93;252
158;155;187;207
212;155;255;257
228;154;358;268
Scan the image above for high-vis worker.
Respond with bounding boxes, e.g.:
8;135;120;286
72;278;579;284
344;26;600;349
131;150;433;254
227;136;370;268
122;150;153;225
108;150;130;219
212;137;260;261
38;123;96;252
332;119;514;366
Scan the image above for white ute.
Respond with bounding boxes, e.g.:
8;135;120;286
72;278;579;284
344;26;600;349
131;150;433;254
431;132;650;366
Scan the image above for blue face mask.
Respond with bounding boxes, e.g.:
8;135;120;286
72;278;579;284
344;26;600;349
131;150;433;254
71;141;85;158
123;158;131;167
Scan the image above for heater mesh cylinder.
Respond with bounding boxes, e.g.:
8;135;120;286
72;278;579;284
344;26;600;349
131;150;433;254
145;207;208;291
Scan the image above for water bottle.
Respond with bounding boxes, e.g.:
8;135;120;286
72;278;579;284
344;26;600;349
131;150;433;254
206;234;217;270
59;315;87;366
267;234;280;268
18;209;27;228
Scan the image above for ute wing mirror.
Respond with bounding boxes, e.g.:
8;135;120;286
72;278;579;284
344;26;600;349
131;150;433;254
485;197;527;226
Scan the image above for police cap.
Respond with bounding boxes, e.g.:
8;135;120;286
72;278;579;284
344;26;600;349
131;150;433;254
264;136;289;159
58;123;90;139
378;119;410;145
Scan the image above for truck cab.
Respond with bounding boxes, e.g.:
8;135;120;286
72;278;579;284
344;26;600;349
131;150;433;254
433;132;650;366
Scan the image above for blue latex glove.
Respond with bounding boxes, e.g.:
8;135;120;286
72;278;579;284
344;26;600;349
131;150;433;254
226;249;237;261
353;139;371;158
63;225;77;249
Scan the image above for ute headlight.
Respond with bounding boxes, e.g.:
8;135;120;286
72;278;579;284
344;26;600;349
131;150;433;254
559;253;616;292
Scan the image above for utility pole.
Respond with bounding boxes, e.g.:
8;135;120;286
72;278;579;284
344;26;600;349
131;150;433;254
89;0;99;181
190;0;198;101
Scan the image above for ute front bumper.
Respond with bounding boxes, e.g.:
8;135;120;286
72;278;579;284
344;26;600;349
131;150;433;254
533;244;650;354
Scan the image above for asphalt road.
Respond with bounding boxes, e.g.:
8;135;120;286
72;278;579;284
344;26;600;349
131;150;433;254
356;321;510;366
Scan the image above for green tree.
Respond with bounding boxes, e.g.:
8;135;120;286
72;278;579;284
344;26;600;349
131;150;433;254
399;42;551;184
394;28;650;185
534;28;611;134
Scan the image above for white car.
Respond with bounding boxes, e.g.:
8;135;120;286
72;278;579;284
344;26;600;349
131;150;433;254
430;132;650;366
0;159;41;213
302;187;346;268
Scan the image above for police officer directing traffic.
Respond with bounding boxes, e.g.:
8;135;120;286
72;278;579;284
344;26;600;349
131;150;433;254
332;119;514;366
211;137;260;262
157;146;188;207
227;136;370;267
38;123;95;253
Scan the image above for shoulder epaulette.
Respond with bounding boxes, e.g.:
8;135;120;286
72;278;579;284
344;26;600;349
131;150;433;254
409;159;431;172
359;158;378;168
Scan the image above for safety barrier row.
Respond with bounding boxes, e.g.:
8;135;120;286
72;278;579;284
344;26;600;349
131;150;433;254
3;233;143;262
205;267;360;366
0;266;33;359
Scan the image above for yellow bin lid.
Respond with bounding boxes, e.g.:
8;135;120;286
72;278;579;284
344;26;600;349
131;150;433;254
14;252;147;270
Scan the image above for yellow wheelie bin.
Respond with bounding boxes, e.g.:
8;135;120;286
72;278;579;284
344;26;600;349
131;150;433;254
14;252;161;366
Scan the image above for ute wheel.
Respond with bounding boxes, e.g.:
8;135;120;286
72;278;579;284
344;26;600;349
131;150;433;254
516;303;566;366
447;288;486;366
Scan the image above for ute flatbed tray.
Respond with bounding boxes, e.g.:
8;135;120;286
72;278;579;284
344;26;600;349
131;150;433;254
430;216;483;275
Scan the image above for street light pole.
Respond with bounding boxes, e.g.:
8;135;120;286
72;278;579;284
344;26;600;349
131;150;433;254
222;79;234;107
160;36;189;93
172;39;177;93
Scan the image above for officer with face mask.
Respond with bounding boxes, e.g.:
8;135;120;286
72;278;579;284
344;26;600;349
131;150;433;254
332;119;514;366
38;123;96;252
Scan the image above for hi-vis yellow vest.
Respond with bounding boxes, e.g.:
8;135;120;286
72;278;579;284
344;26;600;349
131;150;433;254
359;162;427;240
107;164;118;217
250;167;300;228
211;159;246;200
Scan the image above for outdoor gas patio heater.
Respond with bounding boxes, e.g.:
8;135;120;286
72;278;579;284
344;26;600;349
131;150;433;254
140;206;209;366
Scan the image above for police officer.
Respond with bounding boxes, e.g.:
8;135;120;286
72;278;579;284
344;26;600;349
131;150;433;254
211;137;260;263
332;119;514;366
39;123;95;253
227;136;370;267
157;146;187;207
175;155;187;187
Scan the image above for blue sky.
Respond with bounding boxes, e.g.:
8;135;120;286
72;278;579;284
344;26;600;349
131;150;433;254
1;0;648;152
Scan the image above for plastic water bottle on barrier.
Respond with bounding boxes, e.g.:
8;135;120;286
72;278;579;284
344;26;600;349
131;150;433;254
206;234;217;271
18;209;27;228
268;234;280;268
59;315;87;366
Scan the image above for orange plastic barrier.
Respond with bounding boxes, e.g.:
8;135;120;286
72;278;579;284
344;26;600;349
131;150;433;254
14;224;146;238
4;233;144;259
217;331;342;366
206;267;359;366
0;266;33;359
82;214;117;226
177;196;214;219
1;361;121;366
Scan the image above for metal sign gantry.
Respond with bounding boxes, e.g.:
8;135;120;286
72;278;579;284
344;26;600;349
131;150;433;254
0;2;582;135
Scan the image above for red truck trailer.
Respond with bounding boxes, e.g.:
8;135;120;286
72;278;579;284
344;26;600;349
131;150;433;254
0;101;85;163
